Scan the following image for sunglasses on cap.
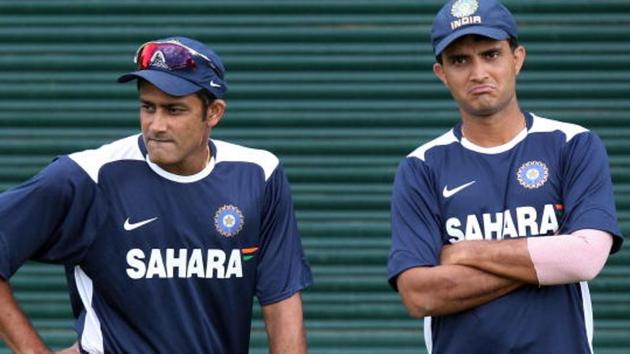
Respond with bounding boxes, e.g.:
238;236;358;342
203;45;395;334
133;40;220;74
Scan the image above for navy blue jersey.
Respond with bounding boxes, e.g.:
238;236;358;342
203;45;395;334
0;134;312;354
388;112;623;354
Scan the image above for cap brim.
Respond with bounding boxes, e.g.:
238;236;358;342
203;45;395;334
117;70;202;97
434;26;510;56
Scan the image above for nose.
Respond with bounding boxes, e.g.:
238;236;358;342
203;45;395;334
148;110;168;133
469;59;489;82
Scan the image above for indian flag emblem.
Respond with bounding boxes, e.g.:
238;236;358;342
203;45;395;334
241;247;259;261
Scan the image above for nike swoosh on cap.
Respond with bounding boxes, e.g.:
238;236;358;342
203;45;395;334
442;181;476;198
124;217;158;231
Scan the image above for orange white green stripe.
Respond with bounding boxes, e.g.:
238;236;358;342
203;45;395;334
241;247;258;261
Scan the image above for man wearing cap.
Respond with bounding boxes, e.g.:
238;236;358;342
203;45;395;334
0;36;312;353
387;1;623;353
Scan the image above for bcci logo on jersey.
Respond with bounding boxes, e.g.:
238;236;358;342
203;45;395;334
517;161;549;189
214;205;244;237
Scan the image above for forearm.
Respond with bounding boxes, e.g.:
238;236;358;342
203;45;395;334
397;264;522;317
441;238;538;284
528;229;612;285
0;279;51;354
262;293;307;354
441;229;613;285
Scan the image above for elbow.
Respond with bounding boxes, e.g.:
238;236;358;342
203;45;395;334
577;261;605;282
405;303;431;319
572;247;609;282
538;261;606;285
396;268;442;318
532;231;613;285
400;292;438;318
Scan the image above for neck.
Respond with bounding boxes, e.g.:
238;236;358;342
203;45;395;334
460;102;525;148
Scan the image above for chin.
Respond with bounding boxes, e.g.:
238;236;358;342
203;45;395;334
147;152;170;166
474;108;500;117
463;105;499;117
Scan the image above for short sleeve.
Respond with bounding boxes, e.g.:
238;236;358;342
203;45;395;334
0;156;100;279
255;164;312;305
388;157;444;290
560;132;624;253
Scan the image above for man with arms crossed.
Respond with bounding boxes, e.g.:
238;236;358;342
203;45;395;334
388;1;623;353
0;36;312;353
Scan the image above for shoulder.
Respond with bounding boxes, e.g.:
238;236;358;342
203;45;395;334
529;113;589;143
395;129;457;184
407;129;458;162
68;134;144;183
528;113;607;157
213;140;280;181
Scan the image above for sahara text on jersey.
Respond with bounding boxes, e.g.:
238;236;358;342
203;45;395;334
446;204;562;242
126;248;244;279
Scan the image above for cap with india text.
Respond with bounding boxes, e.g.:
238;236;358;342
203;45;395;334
431;0;518;56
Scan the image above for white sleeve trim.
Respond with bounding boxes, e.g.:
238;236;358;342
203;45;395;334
529;114;588;142
213;140;279;181
408;130;458;161
69;134;144;183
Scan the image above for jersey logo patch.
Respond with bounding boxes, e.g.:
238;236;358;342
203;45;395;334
214;205;244;238
124;217;158;231
517;161;549;189
443;180;476;198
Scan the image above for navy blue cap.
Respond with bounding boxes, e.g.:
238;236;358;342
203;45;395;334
431;0;517;56
118;36;228;98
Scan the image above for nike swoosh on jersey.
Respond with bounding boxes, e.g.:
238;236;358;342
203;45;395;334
442;180;476;198
124;217;158;231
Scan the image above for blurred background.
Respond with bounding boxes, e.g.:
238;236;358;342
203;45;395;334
0;0;629;353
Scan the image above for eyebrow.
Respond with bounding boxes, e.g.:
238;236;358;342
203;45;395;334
480;46;503;55
139;99;189;109
445;45;503;60
445;53;469;60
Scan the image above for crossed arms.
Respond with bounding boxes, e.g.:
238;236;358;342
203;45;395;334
396;229;613;318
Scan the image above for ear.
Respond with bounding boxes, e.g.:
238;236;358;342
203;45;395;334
433;62;448;86
206;99;226;128
513;45;526;76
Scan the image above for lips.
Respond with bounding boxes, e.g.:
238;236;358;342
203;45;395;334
468;84;496;95
147;137;174;144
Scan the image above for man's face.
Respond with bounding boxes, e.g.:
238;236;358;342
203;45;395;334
433;36;525;118
138;81;223;175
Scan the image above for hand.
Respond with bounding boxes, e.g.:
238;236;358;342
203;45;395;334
440;242;473;266
440;244;458;265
